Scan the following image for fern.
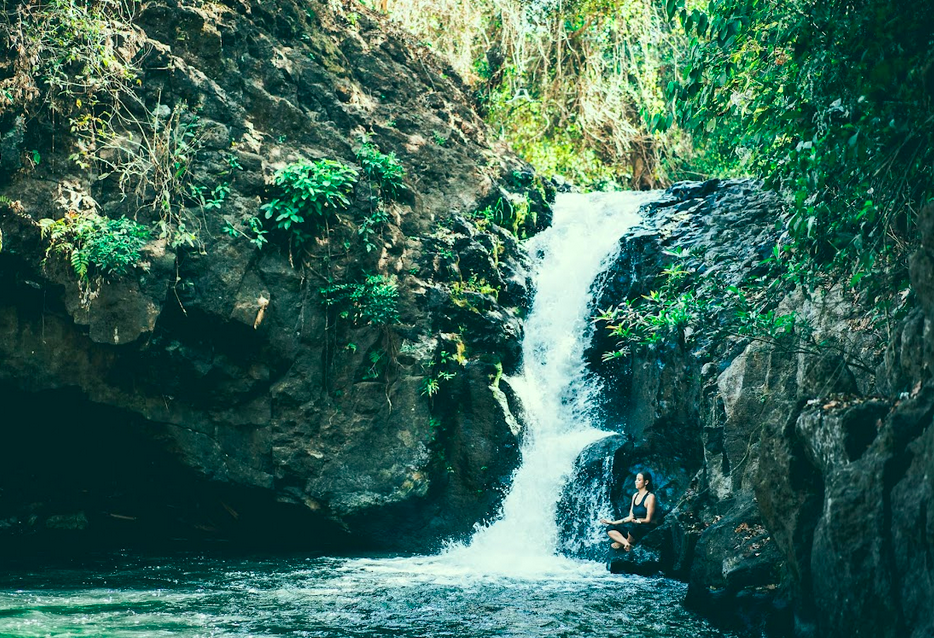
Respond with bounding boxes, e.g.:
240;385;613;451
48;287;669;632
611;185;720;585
41;212;149;281
70;249;89;280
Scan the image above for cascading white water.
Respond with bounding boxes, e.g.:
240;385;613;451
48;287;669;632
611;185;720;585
351;191;655;582
435;190;656;576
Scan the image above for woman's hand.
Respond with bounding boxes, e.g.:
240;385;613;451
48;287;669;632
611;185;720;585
599;518;611;525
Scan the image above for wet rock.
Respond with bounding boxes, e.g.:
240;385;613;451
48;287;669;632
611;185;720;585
0;115;25;173
586;179;934;636
684;498;788;635
557;433;693;565
555;434;629;561
608;530;666;576
45;512;89;531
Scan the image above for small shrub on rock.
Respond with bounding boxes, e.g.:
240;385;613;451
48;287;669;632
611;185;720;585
355;137;406;199
40;212;150;281
261;159;358;244
321;274;399;326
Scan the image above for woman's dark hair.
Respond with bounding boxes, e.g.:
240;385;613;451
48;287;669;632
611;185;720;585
639;470;653;491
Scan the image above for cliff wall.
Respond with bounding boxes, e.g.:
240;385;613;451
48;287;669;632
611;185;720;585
0;0;552;552
560;180;933;638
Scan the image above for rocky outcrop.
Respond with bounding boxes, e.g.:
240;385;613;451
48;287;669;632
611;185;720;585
559;181;934;637
0;0;553;552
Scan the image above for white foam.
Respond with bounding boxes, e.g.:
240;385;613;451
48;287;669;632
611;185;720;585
431;191;655;578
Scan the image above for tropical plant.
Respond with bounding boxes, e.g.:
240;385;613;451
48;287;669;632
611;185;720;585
358;207;389;253
355;137;406;199
321;274;400;326
660;0;934;293
40;212;150;281
261;159;358;244
223;215;268;249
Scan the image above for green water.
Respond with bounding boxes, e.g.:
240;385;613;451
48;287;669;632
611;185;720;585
0;552;751;638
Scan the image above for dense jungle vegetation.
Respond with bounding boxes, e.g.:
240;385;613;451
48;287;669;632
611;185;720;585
3;0;932;349
373;0;933;346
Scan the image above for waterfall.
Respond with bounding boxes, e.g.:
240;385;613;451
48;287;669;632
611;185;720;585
437;191;656;576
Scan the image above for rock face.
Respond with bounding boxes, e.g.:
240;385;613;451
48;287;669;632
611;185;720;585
558;181;934;637
0;0;553;552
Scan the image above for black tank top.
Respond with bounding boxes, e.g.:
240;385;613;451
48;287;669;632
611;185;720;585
632;491;650;519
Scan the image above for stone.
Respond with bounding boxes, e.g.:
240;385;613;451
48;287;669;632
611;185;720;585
582;177;934;637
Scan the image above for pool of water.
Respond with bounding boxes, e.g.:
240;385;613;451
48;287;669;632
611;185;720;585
0;552;748;638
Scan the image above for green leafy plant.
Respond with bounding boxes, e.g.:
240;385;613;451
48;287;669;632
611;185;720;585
40;212;150;281
595;247;710;358
261;159;358;243
191;183;230;211
321;274;399;326
223;215;268;249
660;0;933;295
470;196;537;239
595;246;809;362
452;275;499;300
355;137;406;199
361;349;386;380
421;377;440;397
358;207;389;253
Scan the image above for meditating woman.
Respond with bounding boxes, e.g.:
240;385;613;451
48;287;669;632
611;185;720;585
599;471;656;551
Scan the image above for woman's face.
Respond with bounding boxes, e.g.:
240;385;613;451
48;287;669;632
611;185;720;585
634;473;645;490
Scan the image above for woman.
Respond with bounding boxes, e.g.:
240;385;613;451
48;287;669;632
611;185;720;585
599;471;656;551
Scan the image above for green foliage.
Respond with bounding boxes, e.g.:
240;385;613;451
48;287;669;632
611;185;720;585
596;251;704;357
40;212;150;281
421;377;441;397
12;0;209;250
361;349;387;381
355;137;406;199
452;275;498;300
191;183;229;211
358;207;388;253
420;338;467;398
12;0;137;115
382;0;683;187
261;159;358;244
321;274;399;326
351;137;402;253
223;215;268;249
662;0;934;291
596;242;814;362
471;196;537;239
